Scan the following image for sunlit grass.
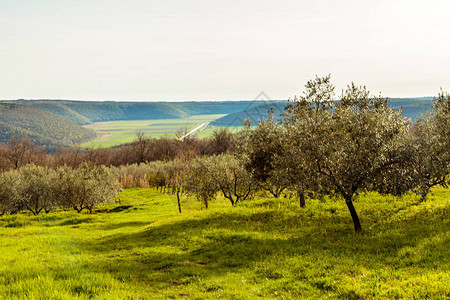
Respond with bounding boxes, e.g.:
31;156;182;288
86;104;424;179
0;188;448;299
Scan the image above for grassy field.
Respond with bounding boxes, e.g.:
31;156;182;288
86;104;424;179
0;188;448;299
80;115;227;148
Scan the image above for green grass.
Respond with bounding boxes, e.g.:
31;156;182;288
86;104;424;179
0;189;448;299
80;115;226;147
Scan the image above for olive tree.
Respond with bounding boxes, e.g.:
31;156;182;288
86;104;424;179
241;112;292;199
17;164;57;215
0;170;20;215
56;163;119;213
184;156;218;209
410;91;450;200
165;159;189;213
283;75;411;232
209;154;257;205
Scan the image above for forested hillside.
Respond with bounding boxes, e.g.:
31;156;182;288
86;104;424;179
24;101;91;124
211;101;288;126
389;97;433;119
0;104;96;148
5;100;273;124
3;98;433;128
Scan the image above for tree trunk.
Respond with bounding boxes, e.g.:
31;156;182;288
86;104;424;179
299;192;305;208
176;189;182;213
420;192;427;202
345;195;362;233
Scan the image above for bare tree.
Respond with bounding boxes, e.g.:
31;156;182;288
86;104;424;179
7;136;35;169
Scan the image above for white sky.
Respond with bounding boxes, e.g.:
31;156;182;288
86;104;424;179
0;0;449;100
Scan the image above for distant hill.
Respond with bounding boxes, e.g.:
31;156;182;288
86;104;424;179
0;103;96;149
4;98;433;127
211;98;434;126
211;101;288;126
24;101;92;125
0;98;435;149
4;100;273;124
388;97;433;119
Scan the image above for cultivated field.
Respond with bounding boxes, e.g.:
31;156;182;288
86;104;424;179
81;114;227;147
0;189;448;299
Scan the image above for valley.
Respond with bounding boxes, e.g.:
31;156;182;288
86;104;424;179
81;115;226;148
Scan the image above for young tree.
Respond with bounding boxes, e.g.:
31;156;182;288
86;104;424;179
57;163;119;213
17;164;56;215
209;154;257;205
184;156;218;209
0;170;20;215
166;159;189;213
409;91;450;200
241;112;292;199
283;76;411;232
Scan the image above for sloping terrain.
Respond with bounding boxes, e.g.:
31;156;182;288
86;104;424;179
0;103;96;148
22;101;92;125
0;188;448;298
211;101;288;126
5;100;274;124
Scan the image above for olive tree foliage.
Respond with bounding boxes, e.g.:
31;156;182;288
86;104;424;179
208;154;257;205
409;91;450;200
55;163;119;213
0;171;20;215
165;159;189;213
184;156;218;209
17;164;57;215
240;112;293;199
283;75;411;232
184;154;255;208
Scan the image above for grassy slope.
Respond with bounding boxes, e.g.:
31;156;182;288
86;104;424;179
0;189;448;299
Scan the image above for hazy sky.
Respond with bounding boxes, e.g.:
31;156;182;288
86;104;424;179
1;0;449;100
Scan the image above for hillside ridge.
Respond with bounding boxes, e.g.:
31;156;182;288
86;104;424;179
0;103;96;149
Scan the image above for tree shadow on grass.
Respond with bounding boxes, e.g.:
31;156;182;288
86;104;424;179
75;204;449;290
99;221;153;231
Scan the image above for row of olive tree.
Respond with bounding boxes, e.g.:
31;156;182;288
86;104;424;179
112;154;256;211
184;154;257;208
240;75;450;233
0;162;119;216
75;77;448;234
